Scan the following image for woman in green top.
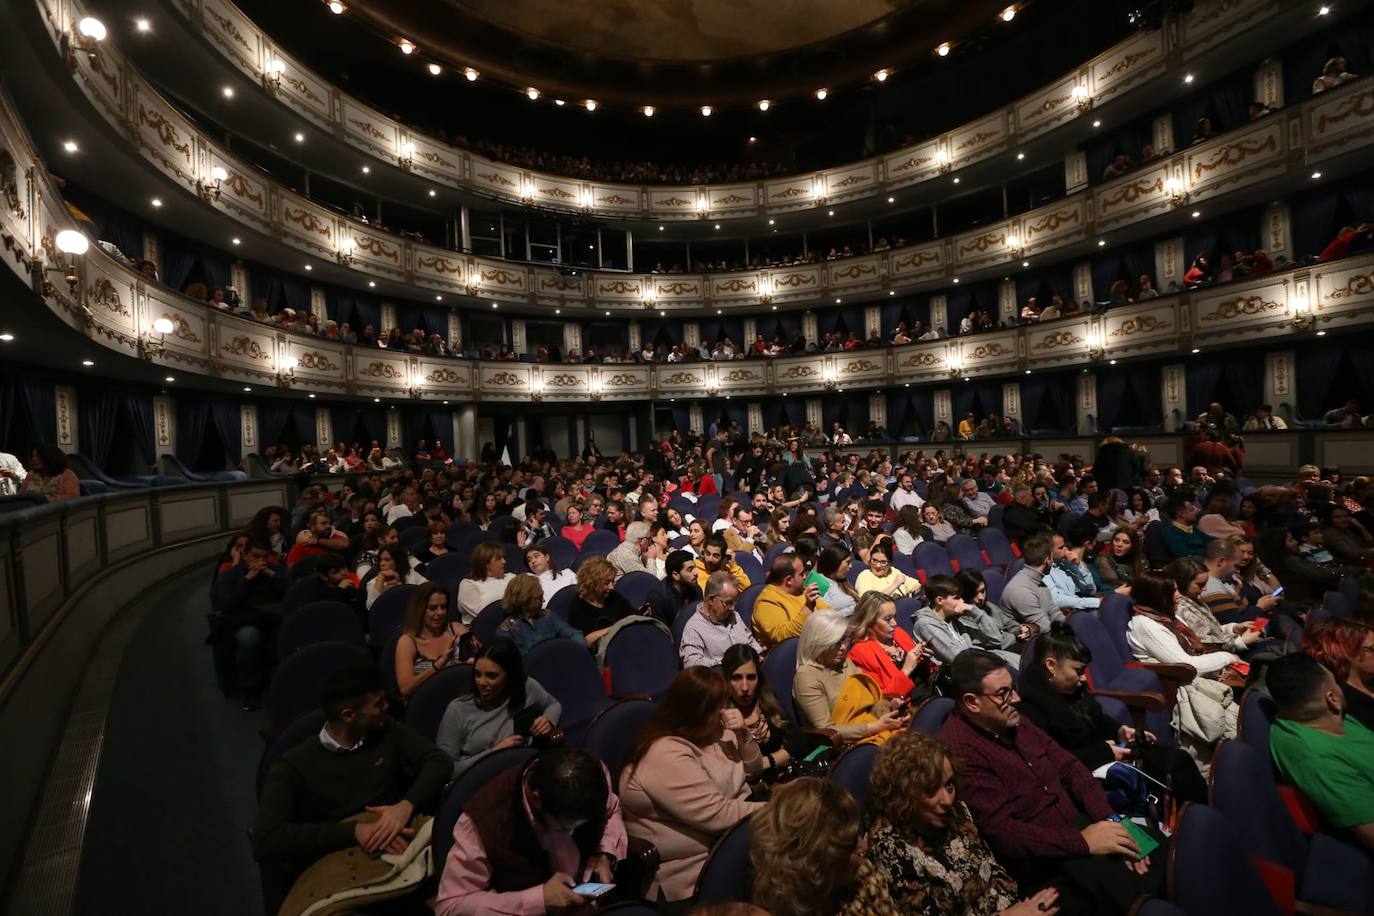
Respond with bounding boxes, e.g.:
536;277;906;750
815;543;859;615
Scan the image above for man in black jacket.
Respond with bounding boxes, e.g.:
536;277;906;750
1003;486;1044;545
647;550;704;625
212;538;291;710
284;552;367;624
253;664;449;913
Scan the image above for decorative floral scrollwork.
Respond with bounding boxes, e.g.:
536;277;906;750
1192;136;1278;180
283;207;332;240
715;193;750;204
283;76;322;104
1026;209;1081;237
417;255;463;275
297;351;339;371
890;154;935;174
892;250;939;270
86;278;130;317
770;187;807;199
901;352;942;368
968;343;1012;360
348;119;387;141
781;365;817;378
477;171;517;188
1031;331;1085;351
1325;271;1374;301
544;373;583;387
223;172;263;207
956;130;998;151
597;193;634;205
661;372;700;385
426;368;463;384
721;369;760;383
772;274;815;288
715;278;756;293
138;106;190;164
1200;296;1283;321
599;280;640;295
0;150;22;219
355;236;399;260
487;371;522;386
359;361;405;379
831;175;869;188
843;360;879;373
222;336;271;361
1110;315;1172;336
480;268;523;286
538;187;576;199
1101;178;1164;208
657;282;699;296
159;313;200;343
656;196;692;207
602;373;642;387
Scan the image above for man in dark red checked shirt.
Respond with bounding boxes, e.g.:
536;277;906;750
941;649;1166;915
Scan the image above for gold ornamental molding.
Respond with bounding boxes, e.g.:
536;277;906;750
416;255;463;275
486;370;522;386
1031;93;1074;115
417;149;458;170
715;193;750;204
283;207;332;240
714;278;757;293
598;193;634;205
770;187;808;200
159;312;200;343
348;119;387;142
1191;136;1278;180
205;8;251;55
721;368;761;383
1031;331;1085;351
86;278;129;317
656;196;692;207
831;175;869;188
283;76;321;105
967;342;1013;360
540;275;581;291
297;351;339;371
539;187;575;200
955;130;998;152
1199;295;1283;321
1101;178;1164;208
223;172;263;207
544;373;584;387
833;263;878;279
660;371;700;385
959;233;1006;255
88;53;119;95
137;106;190;163
892;250;939;270
222;336;271;361
772;274;815;288
355;236;399;260
425;367;464;384
599;280;640;295
479;268;523;286
1111;315;1173;336
359;361;405;379
901;352;942;368
603;372;643;387
843;359;880;373
657;281;700;296
1326;271;1374;301
890;154;935;174
1098;48;1157;81
780;365;818;378
0;150;23;219
1316;89;1374;133
476;171;517;188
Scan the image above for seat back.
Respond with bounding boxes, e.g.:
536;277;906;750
762;637;800;722
276;601;365;657
545;585;578;622
1210;740;1307;875
912;697;955;734
391;514;427;532
981;567;1007;606
367;584;419;649
1237;686;1276;755
894;596;920;637
846;560;867;586
471;601;507;646
613;571;659;610
503;543;529;574
987;504;1005;531
265;641;372;728
1168;803;1283;916
945;534;986;572
1323;590;1353;617
523;638;611;740
914;541;955;579
423;553;469;588
398;527;429;554
1056;511;1084;536
581;699;657;790
1066;612;1127;687
541;536;578;571
733;552;763;587
1143;521;1171;565
445;521;479;548
892;552;919;578
1098;592;1136;662
672;603;700;646
603;621;679;698
579;529;621;557
736;583;764;629
404;664;474;741
979;528;1017;567
430;747;539;874
692;817;753;905
829;743;880;810
762;541;791;570
255;708;326;799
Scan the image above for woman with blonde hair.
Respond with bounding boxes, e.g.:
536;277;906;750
394;583;467;699
794;610;909;744
568;556;634;644
750;778;896;916
497;572;586;653
456;541;514;624
848;591;932;700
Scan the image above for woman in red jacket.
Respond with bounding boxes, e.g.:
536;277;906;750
847;592;935;701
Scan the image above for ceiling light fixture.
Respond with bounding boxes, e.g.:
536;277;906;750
82;359;94;367
327;1;345;13
554;99;565;106
936;42;951;57
1092;119;1101;128
231;237;241;245
63;140;78;153
1311;170;1322;179
757;99;770;111
428;189;437;197
642;105;655;117
427;63;441;76
398;39;415;55
78;17;107;40
1000;5;1017;22
304;264;312;271
748;136;757;143
814;88;828;100
222;86;234;98
0;334;12;342
361;165;370;174
584;99;597;111
1184;73;1194;84
243;386;252;392
1319;5;1330;14
150;197;162;207
1192;210;1201;218
463;67;479;81
368;281;376;287
873;69;890;82
294;132;305;143
526;87;539;100
135;18;150;32
887;196;895;203
700;105;712;117
164;376;175;383
1016;152;1025;160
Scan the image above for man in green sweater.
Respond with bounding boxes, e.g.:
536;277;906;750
253;664;450;911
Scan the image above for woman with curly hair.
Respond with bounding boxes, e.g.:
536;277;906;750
568;556;633;644
750;778;897;916
865;730;1060;915
1303;617;1374;731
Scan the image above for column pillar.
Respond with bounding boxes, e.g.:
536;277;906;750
998;280;1017;325
155;396;176;459
230;262;249;306
683;321;700;350
56;386;77;452
868;392;887;433
381;302;397;331
802;311;818;345
743;318;757;347
1002;382;1021;425
1073;263;1094;310
315;407;332;448
239;404;256;459
688;405;703;436
1263;203;1293;262
627;321;641;354
865;305;882;338
805;399;822;429
1255;59;1285;110
310;287;327;324
1152;114;1175;155
455;405;477;460
1265;351;1297;424
563;321;582;357
747;402;763;437
142;231;161;277
933;390;952;430
511;318;526;354
386;409;402;448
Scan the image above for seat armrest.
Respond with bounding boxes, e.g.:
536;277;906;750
1140;662;1197;687
610;692;654;702
617;836;660;899
800;727;841;746
1094;688;1169;713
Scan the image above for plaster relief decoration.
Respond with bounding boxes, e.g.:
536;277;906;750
56;387;74;448
1;150;24;219
1197;292;1285;325
240;405;256;450
934;390;951;422
222;171;265;209
359;360;405;379
1322;267;1374;303
416;254;464;279
296;351;340;372
1109;314;1173;337
282;206;333;243
1164;366;1184;407
159;399;176;449
316;408;331;447
159;312;201;343
1002;383;1021;418
964;341;1014;362
479;268;525;290
543;372;586;389
841;359;881;375
655;280;701;298
387;410;401;448
1270;353;1291;397
1189;129;1279;185
602;372;646;388
900;350;943;369
222;336;272;362
720;368;762;384
137;105;192;169
425;367;466;385
1031;330;1086;352
1023;207;1082;246
354;236;400;263
1310;86;1374;143
486;370;524;387
778;364;819;380
87;278;131;318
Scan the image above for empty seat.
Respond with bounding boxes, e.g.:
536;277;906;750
1168;804;1283;916
404;664;474;741
602;621;679;699
613;571;660;611
828;743;880;810
580;699;657;790
547;585;578;621
265;641;371;729
912;697;954;734
914;542;954;579
276;601;365;657
945;534;986;572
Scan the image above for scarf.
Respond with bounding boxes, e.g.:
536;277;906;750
1131;603;1208;656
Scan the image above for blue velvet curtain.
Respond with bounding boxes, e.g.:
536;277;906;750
176;399;208;464
1184;207;1263;266
292;405;316;445
210;400;241;460
161;242;199;295
910;388;934;434
1046;373;1078;433
781;397;808;429
887;390;911;437
258;401;295;447
249;264;311;314
1123;364;1163;429
123;394;156;465
64;186;145;262
327;289;383;332
0;381;18;454
1091;239;1156;297
21;380;56;445
1021;375;1046;433
1297;346;1345;420
1172;67;1254;143
1096;371;1130;431
1283;19;1374;103
1084;114;1156;183
1186;362;1222;419
77;387;120;469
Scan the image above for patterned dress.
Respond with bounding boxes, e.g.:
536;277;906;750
865;806;1020;915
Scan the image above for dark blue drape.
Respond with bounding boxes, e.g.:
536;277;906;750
1096;371;1129;431
77;387;120;469
21;380;56;445
1283;20;1374;103
1084;114;1156;184
1021;376;1046;433
1173;67;1253;144
328;289;383;332
1297;346;1345;420
176;399;208;464
210;400;241;460
124;394;156;465
1047;373;1078;434
258;401;294;447
1186;362;1222;419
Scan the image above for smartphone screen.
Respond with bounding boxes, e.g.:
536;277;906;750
1270;587;1285;598
571;882;615;898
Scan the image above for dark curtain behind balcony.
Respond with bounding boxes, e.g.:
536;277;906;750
258;401;295;448
781;397;808;430
881;298;931;335
123;394;156;466
1091;238;1157;298
761;399;785;433
639;316;683;350
888;389;933;439
1083;114;1157;185
327;289;382;333
585;321;630;356
1172;67;1254;144
21;380;56;445
1187;350;1264;418
1183;207;1263;265
249;264;311;315
210;400;241;461
62;185;145;263
822;391;869;435
1016;263;1076;311
175;399;208;466
1292;178;1374;259
77;387;119;469
1282;18;1374;103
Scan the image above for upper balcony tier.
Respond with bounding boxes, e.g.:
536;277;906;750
71;0;1348;225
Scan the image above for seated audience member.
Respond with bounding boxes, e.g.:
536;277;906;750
1093;528;1142;590
1001;534;1064;632
1201;535;1279;621
435;638;561;779
394;583;469;699
1266;653;1374;854
1002;486;1044;544
432;747;626;916
19;444;80;501
1159;491;1207;558
696;533;753;592
286;511;351;566
455;542;514;624
620;667;768;906
523;543;576;605
957;567;1035;655
568;556;635;643
519;500;554;546
365;543;426;610
557;502;595;551
412;521;452;571
648;549;704;624
724;644;795;780
354;523;398;580
940;650;1164;914
1255;526;1342;608
608;520;659;577
1303;618;1374;731
286;552;366;621
864;729;1062;916
253;664;449;913
1017;627;1208;803
385;486;422;525
848;589;937;699
1046;531;1107;612
212;537;291;710
680;570;760;668
1312;55;1359;93
813;543;860;616
892;505;926;556
1321;504;1374;566
497;572;586;652
917;574;1027;667
921;503;958;544
752;553;828;649
750;778;900;916
1167;556;1264;654
855;541;918;598
795;610;909;743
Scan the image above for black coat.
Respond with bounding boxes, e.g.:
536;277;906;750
1093;441;1139;493
1016;664;1120;771
1002;502;1043;543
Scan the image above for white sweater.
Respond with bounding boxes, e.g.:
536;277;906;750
456;573;515;624
1127;614;1238;676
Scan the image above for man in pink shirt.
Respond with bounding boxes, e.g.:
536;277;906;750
432;748;627;915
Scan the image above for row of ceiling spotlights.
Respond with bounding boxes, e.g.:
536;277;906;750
320;0;1019;114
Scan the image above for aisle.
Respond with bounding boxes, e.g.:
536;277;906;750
74;567;266;916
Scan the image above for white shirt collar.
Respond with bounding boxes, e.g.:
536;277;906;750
319;725;364;753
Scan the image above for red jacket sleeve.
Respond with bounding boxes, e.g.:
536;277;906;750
848;639;915;698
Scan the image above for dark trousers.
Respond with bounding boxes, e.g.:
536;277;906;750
1136;742;1208;805
1027;815;1168;916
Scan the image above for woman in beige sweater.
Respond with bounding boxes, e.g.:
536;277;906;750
619;667;766;906
794;610;910;743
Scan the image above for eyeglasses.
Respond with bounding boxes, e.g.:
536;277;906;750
976;686;1019;708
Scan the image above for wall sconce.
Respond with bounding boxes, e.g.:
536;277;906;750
198;166;228;202
1164;177;1187;206
945;355;962;378
337;237;356;265
579;189;593;211
935;149;951;174
265;58;286;92
1071;84;1092;112
591;380;604;401
1291;295;1313;331
67;16;106;67
1087;331;1105;361
43;229;88;297
408;373;425;399
277;354;299;387
531;379;544;401
1005;232;1024;259
138;316;176;361
399;141;415;170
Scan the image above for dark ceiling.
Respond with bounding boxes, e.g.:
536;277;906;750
231;0;1135;169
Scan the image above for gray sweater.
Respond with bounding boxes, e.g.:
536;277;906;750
434;677;562;778
1000;566;1063;632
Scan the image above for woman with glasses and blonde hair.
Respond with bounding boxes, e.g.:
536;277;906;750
750;778;897;916
394;583;468;699
848;592;933;700
794;610;910;745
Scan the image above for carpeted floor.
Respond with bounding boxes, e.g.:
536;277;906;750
73;567;266;916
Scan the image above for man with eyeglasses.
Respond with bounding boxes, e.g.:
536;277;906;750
679;571;759;668
941;649;1165;914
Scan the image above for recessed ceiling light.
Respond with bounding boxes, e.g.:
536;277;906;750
82;359;94;367
1319;4;1330;13
368;281;376;287
398;40;415;55
304;265;312;271
605;311;611;316
887;196;895;203
554;99;565;106
873;69;890;82
642;105;655;117
1191;348;1201;354
361;165;370;174
135;18;150;31
814;88;828;100
1025;369;1032;375
243;386;252;392
1016;152;1025;160
435;295;443;301
151;197;162;207
1316;330;1327;336
374;397;381;403
491;302;498;308
1000;5;1017;21
1311;171;1322;179
1184;74;1194;84
63;140;78;152
232;237;241;245
700;105;712;117
1191;210;1201;218
427;63;442;76
936;42;951;57
1097;239;1106;247
0;334;11;341
758;99;770;111
889;290;895;296
463;67;479;81
768;219;775;225
714;223;721;229
308;393;316;398
164;375;175;382
428;189;436;197
748;136;757;143
294;132;305;143
1109;359;1117;365
555;309;561;315
717;309;723;314
327;1;345;13
222;86;234;98
1092;119;1101;128
584;99;597;111
1022;260;1029;267
953;277;960;284
828;209;835;216
526;87;540;100
658;225;665;231
835;298;842;303
953;177;960;184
